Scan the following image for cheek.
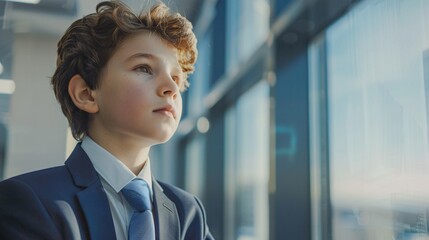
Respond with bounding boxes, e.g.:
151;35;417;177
118;85;150;113
176;95;183;119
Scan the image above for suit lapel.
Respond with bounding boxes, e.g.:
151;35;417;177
77;183;116;240
66;144;116;240
153;180;180;240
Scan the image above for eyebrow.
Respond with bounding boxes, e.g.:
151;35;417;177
125;52;156;62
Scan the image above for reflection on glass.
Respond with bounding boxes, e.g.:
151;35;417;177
326;0;429;239
224;81;269;240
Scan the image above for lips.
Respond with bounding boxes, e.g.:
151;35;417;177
153;104;176;119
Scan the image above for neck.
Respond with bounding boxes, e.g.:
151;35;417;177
87;132;151;175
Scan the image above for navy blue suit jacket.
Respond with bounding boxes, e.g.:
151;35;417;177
0;144;214;240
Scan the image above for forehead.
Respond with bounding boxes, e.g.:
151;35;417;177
112;32;180;68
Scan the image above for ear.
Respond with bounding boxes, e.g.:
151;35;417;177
68;74;99;113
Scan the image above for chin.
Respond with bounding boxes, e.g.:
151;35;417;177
154;132;175;144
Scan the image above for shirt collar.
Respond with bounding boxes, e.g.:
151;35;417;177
81;136;153;197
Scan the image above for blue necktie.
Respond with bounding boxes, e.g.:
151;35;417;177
121;179;155;240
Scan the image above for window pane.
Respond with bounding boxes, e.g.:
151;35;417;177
226;0;270;71
326;0;429;239
224;81;270;240
185;135;206;199
187;28;212;117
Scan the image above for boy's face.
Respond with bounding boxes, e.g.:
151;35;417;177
90;32;183;145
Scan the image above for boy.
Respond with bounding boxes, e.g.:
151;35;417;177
0;1;213;239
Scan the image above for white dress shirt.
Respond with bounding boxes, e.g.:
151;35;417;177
81;136;153;240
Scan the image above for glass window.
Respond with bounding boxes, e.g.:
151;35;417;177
226;0;270;72
184;134;206;200
324;0;429;239
187;28;212;117
274;0;294;18
224;81;270;240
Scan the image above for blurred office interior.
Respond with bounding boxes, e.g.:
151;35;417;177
1;0;429;239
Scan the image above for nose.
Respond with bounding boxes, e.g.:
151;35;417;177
157;73;180;99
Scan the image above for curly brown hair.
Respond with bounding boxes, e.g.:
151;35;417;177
51;0;197;141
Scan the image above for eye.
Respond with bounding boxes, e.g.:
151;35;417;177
172;75;180;84
172;75;185;90
134;64;152;74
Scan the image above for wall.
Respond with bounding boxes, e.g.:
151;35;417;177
5;33;68;177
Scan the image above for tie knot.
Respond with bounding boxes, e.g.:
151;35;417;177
121;179;151;212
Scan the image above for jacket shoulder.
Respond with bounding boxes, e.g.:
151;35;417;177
4;166;71;190
9;165;68;180
0;167;69;239
0;165;78;201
